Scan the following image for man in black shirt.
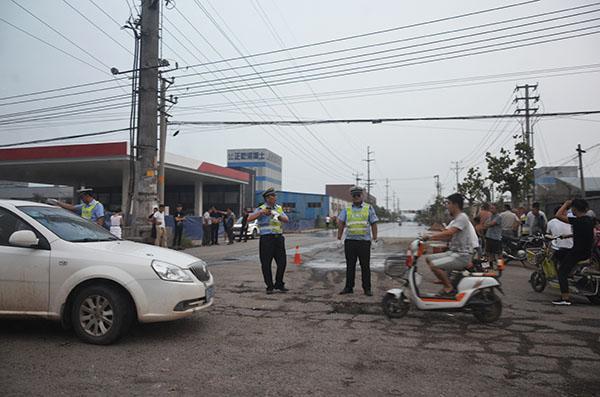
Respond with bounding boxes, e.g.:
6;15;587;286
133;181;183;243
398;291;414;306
554;199;594;305
173;204;185;249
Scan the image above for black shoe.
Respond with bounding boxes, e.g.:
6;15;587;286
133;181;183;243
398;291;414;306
274;286;289;293
339;289;353;295
364;290;373;296
552;298;572;306
266;288;274;295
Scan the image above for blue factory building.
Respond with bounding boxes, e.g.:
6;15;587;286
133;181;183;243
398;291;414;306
255;190;330;230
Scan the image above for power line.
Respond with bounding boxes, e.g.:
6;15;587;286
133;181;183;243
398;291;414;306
174;28;600;99
170;110;600;126
61;0;133;55
175;0;541;72
172;4;600;85
0;127;130;148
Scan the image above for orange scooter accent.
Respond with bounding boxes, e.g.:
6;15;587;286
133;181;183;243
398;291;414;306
421;292;466;303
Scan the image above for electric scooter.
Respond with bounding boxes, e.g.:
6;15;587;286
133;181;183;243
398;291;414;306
382;239;503;323
530;236;600;304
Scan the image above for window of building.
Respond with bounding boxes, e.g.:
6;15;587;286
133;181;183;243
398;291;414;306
282;202;296;208
307;202;322;208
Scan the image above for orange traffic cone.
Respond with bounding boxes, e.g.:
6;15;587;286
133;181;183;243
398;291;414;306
294;245;302;266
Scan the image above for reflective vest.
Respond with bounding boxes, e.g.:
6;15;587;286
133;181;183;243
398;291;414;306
81;201;98;221
346;204;370;236
259;204;284;234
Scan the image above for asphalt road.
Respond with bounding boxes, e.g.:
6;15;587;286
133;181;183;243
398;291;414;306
1;223;599;396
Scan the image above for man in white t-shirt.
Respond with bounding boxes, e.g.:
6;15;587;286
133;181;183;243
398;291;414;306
202;210;212;246
423;193;479;296
546;206;573;266
154;204;167;247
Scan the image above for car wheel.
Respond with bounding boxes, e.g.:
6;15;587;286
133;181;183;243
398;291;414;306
71;283;133;345
252;229;257;239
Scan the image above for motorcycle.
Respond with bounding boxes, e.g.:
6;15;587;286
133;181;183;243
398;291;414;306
529;236;600;305
382;239;503;323
502;234;544;263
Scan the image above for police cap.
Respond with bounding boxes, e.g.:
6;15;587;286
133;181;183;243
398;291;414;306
76;187;94;196
349;186;364;195
262;187;277;199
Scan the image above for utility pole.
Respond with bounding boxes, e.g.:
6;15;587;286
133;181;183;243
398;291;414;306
577;144;586;198
363;146;375;203
158;75;176;204
385;178;390;211
131;0;160;239
352;171;363;187
434;174;441;199
451;161;462;192
392;191;396;213
515;83;539;203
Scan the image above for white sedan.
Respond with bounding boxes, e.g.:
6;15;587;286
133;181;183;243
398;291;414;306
0;200;214;345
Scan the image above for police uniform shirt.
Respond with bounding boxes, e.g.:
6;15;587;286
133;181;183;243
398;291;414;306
253;204;286;235
74;199;105;222
338;203;378;241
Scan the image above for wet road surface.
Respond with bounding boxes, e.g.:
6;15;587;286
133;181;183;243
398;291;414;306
1;223;599;396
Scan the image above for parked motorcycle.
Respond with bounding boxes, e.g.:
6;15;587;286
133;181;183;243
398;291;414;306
382;239;503;323
529;236;600;304
502;234;544;263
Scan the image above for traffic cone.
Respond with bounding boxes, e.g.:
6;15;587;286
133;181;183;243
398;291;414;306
294;245;302;266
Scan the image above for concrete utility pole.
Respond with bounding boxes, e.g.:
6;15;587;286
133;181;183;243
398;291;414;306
515;83;539;203
434;174;441;199
132;0;160;239
451;161;462;192
385;178;390;211
352;171;363;187
577;143;587;198
363;146;375;203
158;75;176;204
392;191;396;213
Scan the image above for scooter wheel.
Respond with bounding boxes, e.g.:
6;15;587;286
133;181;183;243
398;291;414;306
382;293;409;319
529;270;546;293
587;295;600;305
472;290;502;323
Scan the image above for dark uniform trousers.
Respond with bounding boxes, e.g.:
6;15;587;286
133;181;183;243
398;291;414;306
344;239;372;291
173;223;184;247
259;234;287;288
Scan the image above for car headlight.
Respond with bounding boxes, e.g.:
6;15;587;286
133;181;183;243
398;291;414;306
151;260;194;282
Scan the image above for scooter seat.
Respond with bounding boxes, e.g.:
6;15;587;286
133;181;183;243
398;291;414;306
577;259;591;266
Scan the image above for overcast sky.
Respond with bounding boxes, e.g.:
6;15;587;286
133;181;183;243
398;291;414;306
1;0;599;208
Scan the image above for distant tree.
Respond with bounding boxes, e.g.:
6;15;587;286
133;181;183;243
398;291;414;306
485;140;535;206
457;167;490;206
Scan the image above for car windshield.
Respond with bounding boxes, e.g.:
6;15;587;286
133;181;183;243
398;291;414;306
18;206;118;243
236;217;243;223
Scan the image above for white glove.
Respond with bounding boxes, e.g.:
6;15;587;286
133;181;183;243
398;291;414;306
371;239;380;250
272;213;280;221
46;198;59;205
335;239;344;249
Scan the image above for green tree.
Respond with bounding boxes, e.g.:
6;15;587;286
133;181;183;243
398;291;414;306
457;167;490;206
485;141;535;206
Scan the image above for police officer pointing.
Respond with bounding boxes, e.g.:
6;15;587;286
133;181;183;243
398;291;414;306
50;187;105;226
337;186;378;296
247;188;290;294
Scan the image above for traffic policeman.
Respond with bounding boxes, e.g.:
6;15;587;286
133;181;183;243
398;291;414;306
247;188;290;294
50;187;106;226
337;186;378;296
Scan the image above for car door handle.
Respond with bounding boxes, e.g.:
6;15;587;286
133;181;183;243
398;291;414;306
58;260;68;266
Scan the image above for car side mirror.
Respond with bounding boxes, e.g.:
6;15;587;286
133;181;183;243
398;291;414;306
9;230;39;248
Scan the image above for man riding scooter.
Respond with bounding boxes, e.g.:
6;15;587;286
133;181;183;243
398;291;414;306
553;199;594;306
422;193;479;297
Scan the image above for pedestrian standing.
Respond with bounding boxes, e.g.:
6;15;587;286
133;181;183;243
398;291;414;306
149;207;158;241
337;186;378;296
202;209;212;246
325;215;331;229
173;203;185;249
483;204;502;261
247;188;290;294
110;209;123;239
224;208;236;245
239;209;249;242
475;202;492;251
546;206;573;268
154;204;168;247
526;202;547;236
499;204;520;238
210;207;221;245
